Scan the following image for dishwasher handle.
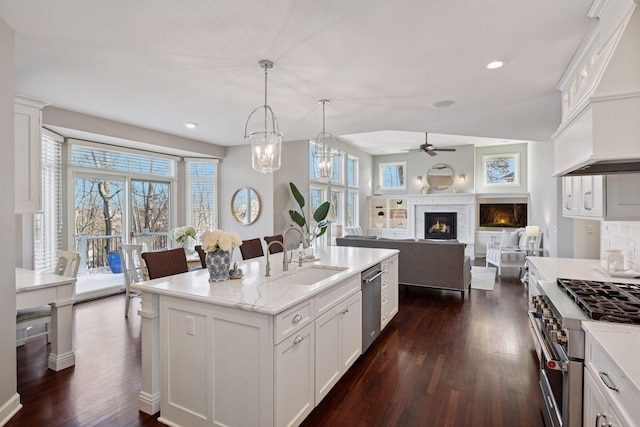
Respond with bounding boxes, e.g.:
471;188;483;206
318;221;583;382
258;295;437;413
363;270;383;284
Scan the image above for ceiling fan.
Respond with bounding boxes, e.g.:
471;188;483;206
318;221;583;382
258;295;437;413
410;133;456;156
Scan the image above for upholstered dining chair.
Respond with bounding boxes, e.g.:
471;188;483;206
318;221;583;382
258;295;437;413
120;244;145;317
195;245;207;269
239;238;264;260
264;235;284;254
17;250;81;346
141;248;189;280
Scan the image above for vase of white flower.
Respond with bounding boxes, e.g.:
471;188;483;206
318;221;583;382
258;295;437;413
201;230;243;282
170;226;196;249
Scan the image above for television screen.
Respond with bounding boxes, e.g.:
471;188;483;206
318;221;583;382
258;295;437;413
479;203;527;228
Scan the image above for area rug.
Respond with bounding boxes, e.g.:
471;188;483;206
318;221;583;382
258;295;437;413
470;266;497;291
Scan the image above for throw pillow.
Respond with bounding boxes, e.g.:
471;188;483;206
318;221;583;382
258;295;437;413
499;229;520;247
518;229;528;247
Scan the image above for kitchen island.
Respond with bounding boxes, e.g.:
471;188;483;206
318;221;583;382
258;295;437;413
131;245;398;427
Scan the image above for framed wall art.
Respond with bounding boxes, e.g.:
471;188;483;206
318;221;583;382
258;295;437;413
482;153;519;186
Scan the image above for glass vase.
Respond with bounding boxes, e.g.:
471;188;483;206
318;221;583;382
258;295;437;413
205;249;231;282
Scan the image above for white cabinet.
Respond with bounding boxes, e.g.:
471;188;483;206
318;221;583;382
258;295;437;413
562;175;604;218
315;291;361;404
583;322;640;426
381;254;399;330
275;323;315;427
368;196;411;238
583;369;624;427
15;96;47;213
562;174;640;220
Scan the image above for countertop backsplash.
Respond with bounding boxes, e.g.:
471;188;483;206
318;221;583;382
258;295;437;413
601;221;640;271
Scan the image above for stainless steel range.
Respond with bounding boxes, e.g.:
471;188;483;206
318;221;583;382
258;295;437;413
528;278;640;427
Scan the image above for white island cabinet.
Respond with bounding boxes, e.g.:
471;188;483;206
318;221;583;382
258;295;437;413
131;245;398;427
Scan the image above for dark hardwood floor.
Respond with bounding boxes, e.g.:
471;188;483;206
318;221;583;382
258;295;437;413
11;261;543;427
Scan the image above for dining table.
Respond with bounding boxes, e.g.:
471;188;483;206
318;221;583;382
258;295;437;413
15;267;77;371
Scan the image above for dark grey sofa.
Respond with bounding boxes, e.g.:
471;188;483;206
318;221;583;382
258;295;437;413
336;237;471;296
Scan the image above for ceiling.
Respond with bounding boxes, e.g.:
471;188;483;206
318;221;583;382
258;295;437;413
0;0;594;155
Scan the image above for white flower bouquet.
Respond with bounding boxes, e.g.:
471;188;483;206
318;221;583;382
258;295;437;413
201;229;243;252
169;226;196;244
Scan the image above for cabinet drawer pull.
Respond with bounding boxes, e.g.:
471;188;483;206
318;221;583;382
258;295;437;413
293;334;304;344
292;314;302;324
598;371;619;392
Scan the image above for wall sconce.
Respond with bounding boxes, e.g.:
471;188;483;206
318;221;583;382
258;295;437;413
417;176;423;184
459;174;466;183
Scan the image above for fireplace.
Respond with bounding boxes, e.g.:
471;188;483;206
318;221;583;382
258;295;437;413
479;203;527;228
424;212;457;240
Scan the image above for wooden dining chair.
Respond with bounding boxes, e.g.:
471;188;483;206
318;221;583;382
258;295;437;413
120;244;145;317
264;234;284;254
195;245;207;268
141;248;189;280
240;238;264;260
17;250;81;346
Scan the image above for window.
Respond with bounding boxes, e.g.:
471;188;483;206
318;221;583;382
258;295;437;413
347;155;359;187
33;130;63;271
347;191;358;227
330;189;344;224
379;161;406;190
186;159;218;232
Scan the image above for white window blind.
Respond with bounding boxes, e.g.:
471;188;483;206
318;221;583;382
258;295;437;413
34;130;63;271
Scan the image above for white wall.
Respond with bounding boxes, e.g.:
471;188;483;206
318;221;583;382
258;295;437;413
528;140;565;257
218;143;277;260
573;218;601;259
0;17;21;424
373;145;475;195
601;220;640;271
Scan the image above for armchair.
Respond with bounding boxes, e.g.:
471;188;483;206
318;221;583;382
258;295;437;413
486;228;543;276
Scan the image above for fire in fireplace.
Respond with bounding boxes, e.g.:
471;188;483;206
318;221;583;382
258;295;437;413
424;212;457;240
479;203;527;228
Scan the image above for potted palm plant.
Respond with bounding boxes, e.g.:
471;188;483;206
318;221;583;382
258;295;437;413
288;182;330;247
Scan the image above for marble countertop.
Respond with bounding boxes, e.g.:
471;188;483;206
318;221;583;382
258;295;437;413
131;246;398;315
527;256;640;285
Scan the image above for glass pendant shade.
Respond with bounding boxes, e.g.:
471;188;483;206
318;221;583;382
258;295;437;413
313;99;339;183
245;60;282;173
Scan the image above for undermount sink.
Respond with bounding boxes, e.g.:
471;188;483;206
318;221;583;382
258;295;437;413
274;265;348;286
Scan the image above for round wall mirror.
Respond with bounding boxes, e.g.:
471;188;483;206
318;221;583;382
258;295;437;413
426;164;454;190
231;187;261;225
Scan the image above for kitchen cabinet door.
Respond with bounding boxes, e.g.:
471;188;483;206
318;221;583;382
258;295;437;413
315;291;362;404
579;175;604;218
562;176;580;216
275;322;315;427
584;369;624;427
605;173;640;220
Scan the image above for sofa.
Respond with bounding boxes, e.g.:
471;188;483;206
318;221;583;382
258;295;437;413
336;237;472;296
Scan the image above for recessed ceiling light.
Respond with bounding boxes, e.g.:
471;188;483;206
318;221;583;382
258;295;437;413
486;61;504;70
431;100;456;109
184;121;198;129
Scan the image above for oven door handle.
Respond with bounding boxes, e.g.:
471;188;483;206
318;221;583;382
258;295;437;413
527;311;567;372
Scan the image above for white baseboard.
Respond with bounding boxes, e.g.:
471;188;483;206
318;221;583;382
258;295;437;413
0;393;22;426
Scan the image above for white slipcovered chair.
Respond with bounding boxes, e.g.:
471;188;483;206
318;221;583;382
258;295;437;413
120;244;146;317
16;250;81;346
486;228;542;276
343;226;364;236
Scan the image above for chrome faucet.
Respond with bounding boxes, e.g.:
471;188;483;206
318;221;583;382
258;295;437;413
265;227;308;277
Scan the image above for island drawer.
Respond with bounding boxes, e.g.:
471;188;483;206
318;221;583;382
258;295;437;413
275;298;315;345
315;275;360;318
585;331;640;425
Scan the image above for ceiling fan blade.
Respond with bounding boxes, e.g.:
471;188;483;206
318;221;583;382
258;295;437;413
426;150;437;157
434;148;456;152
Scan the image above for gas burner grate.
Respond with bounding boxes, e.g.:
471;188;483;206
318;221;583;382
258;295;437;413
556;278;640;324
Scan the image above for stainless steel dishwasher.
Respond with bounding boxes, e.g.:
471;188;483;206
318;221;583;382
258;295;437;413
361;263;383;353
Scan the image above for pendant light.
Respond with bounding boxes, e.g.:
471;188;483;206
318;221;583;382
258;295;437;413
245;60;282;173
313;99;340;183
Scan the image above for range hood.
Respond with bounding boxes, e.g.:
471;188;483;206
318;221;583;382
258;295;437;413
553;3;640;177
